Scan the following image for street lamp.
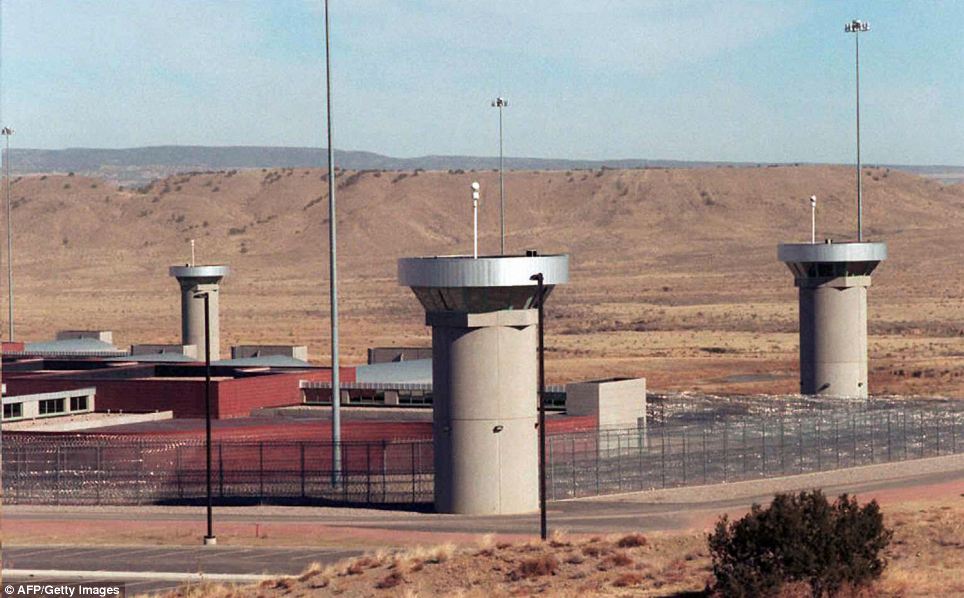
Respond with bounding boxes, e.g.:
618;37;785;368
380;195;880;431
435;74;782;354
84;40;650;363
844;19;870;242
491;97;508;255
2;127;13;341
529;272;547;541
194;291;216;546
324;0;342;485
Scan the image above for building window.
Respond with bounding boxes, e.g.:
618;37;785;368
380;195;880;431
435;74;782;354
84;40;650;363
39;398;66;415
3;403;23;419
70;396;89;411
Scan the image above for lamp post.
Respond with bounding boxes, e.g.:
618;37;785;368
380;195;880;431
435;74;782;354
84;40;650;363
324;0;342;485
471;182;480;259
810;195;817;244
845;19;869;242
491;97;508;255
530;272;547;541
195;291;216;546
2;126;13;341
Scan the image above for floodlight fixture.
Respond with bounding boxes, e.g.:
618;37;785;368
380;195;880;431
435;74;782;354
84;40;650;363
844;18;870;241
491;97;509;254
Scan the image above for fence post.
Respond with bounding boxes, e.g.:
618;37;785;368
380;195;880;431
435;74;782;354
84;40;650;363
937;415;942;456
834;416;840;469
852;413;857;466
616;434;622;493
798;415;804;473
366;443;372;504
780;416;785;476
411;442;417;504
722;422;728;483
382;440;388;503
682;429;687;486
816;419;821;470
870;413;875;464
702;427;707;484
218;442;224;498
571;434;576;497
595;432;600;496
742;419;748;476
761;419;767;478
259;441;264;498
919;411;925;459
176;444;183;499
887;412;892;462
548;436;555;500
660;424;666;489
300;442;306;499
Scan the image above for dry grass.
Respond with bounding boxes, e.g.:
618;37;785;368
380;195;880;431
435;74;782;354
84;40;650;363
7;167;964;396
153;500;964;597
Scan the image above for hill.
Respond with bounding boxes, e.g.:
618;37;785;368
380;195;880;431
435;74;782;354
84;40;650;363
7;145;963;187
5;165;964;395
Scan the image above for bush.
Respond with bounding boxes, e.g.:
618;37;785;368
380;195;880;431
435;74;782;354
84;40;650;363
708;490;891;597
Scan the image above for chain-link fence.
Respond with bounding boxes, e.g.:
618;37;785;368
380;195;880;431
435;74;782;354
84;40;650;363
1;435;433;506
2;399;963;506
547;407;963;500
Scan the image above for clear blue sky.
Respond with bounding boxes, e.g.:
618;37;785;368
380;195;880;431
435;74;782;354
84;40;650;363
2;0;961;165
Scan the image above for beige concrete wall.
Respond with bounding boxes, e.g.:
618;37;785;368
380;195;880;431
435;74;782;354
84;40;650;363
232;345;308;361
177;280;222;360
797;275;870;398
429;309;538;515
131;344;198;358
565;377;647;429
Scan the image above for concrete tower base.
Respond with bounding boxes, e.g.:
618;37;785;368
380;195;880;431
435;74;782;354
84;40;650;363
429;310;538;515
170;266;228;361
798;276;870;397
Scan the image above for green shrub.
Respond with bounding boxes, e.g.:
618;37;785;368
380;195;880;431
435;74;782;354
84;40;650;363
708;490;891;597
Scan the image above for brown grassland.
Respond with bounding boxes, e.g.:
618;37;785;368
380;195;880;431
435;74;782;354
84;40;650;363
154;499;963;597
6;165;964;395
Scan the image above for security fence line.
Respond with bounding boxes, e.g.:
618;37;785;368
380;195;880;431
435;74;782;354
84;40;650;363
1;406;962;506
547;408;962;499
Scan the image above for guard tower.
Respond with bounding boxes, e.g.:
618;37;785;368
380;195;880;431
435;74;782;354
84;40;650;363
169;265;229;360
778;242;886;397
399;253;569;515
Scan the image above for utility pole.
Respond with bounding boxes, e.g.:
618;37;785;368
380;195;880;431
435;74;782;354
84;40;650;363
324;0;342;484
845;19;870;241
491;97;508;254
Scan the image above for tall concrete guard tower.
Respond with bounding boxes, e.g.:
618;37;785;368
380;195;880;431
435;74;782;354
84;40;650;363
170;265;229;360
778;242;886;397
399;253;569;515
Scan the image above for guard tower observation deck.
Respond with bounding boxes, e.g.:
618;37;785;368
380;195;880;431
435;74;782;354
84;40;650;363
778;242;886;398
399;253;569;515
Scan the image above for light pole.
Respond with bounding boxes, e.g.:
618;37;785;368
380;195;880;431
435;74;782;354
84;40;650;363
324;0;342;485
471;182;480;259
194;291;216;546
2;126;13;340
530;272;547;541
491;97;508;255
810;195;817;244
845;19;869;242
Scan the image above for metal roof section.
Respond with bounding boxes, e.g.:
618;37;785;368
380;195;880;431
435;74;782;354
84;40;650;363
399;254;570;313
211;355;313;368
23;337;122;354
355;358;432;385
105;352;198;363
778;242;887;278
169;265;230;280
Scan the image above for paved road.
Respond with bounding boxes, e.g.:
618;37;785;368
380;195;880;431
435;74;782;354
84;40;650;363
3;455;961;594
1;546;360;595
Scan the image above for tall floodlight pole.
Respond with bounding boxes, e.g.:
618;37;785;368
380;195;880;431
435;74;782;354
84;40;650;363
845;19;869;242
195;292;216;546
2;127;12;340
471;182;480;258
324;0;342;485
530;272;547;541
810;195;817;244
491;97;508;254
